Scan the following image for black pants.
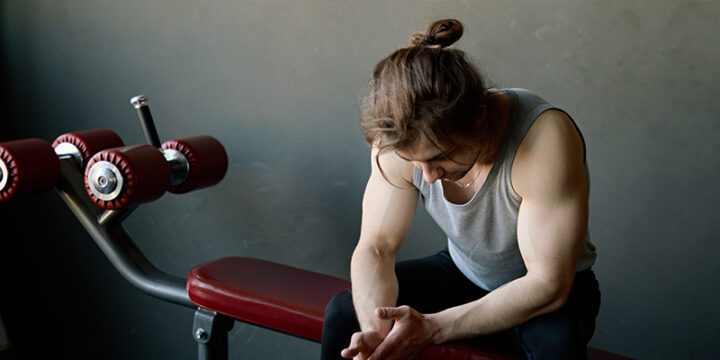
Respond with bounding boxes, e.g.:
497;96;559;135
320;249;600;360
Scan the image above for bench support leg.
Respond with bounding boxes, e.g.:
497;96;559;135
193;308;234;360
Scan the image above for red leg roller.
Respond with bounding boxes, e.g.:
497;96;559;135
84;144;170;209
52;128;125;168
161;135;228;194
0;138;61;202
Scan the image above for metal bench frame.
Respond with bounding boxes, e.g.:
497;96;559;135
56;157;236;360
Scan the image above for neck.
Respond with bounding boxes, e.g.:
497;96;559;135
450;162;486;188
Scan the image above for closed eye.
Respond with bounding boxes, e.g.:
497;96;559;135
394;148;455;163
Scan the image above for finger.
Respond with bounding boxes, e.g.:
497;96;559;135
340;347;359;358
369;343;406;360
367;332;402;360
341;334;363;358
376;306;407;320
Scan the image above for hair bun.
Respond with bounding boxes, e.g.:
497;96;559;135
410;19;464;48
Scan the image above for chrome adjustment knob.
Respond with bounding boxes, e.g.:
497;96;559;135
130;95;148;109
87;161;124;201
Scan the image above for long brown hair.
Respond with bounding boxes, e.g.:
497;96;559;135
360;19;503;178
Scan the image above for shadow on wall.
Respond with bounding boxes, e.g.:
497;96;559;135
179;142;365;276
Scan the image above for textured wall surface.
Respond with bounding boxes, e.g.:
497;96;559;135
1;1;718;359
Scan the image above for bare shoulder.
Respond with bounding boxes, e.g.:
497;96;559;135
512;109;586;199
519;109;584;152
370;147;416;189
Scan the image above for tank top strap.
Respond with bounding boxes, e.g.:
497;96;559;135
501;88;558;168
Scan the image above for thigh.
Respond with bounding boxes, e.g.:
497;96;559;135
395;249;489;314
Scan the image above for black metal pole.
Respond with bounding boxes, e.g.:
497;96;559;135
54;158;194;309
130;95;162;148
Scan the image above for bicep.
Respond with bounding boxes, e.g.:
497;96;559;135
357;148;418;255
514;110;588;290
517;189;588;287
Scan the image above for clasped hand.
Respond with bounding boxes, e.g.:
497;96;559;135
340;305;439;360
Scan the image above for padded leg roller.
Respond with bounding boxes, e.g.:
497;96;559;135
161;135;228;194
85;144;170;209
52;128;124;168
0;138;61;202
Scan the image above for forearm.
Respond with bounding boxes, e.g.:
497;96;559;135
350;244;399;336
429;273;567;344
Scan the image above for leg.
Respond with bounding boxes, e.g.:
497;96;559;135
320;249;488;360
514;270;601;360
394;249;488;313
321;290;358;360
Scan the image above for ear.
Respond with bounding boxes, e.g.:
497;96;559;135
477;103;488;123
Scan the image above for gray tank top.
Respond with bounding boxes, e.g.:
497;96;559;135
413;88;597;291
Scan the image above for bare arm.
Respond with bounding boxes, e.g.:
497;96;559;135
352;147;418;335
427;109;589;342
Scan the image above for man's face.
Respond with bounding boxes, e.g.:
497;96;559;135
394;139;479;184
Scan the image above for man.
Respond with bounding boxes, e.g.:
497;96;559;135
321;19;599;360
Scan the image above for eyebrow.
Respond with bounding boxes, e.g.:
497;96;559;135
395;150;446;163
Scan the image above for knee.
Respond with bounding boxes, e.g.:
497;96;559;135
321;289;359;359
516;311;586;360
323;289;356;328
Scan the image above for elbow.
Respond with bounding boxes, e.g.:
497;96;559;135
531;274;573;314
545;289;570;313
546;276;576;312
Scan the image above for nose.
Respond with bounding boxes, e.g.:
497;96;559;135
417;162;443;184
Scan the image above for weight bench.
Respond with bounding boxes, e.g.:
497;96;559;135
0;96;633;360
188;256;633;360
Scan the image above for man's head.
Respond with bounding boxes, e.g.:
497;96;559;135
359;19;502;183
393;137;481;184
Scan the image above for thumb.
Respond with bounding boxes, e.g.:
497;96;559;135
375;306;407;320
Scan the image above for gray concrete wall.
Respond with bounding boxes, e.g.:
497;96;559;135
1;1;718;359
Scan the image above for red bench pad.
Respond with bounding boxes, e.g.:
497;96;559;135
187;257;633;359
187;257;350;340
